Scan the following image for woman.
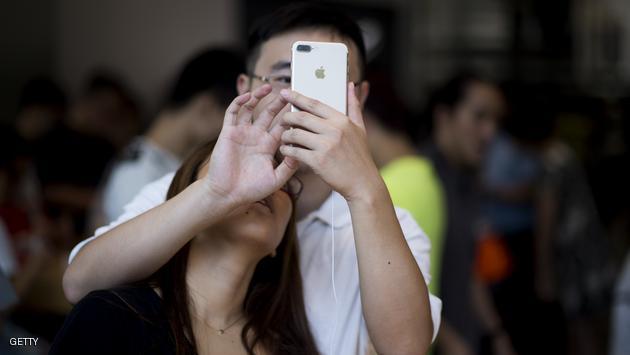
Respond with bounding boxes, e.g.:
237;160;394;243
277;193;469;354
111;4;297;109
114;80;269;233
50;88;319;355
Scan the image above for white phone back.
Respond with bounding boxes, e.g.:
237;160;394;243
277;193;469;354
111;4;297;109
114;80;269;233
291;41;348;114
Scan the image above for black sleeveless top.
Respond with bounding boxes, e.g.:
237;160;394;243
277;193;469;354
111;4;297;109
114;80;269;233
50;286;177;355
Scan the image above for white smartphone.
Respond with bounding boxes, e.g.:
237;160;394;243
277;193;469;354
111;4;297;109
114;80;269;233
291;41;348;114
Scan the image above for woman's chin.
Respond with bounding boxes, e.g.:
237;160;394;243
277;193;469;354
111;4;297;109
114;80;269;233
228;222;282;250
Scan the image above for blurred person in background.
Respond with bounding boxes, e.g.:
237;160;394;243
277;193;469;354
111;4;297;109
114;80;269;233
363;69;446;300
1;122;52;353
608;96;630;355
2;78;67;232
480;86;560;355
0;129;39;265
611;252;630;355
33;73;137;240
1;153;62;348
0;142;22;287
69;71;141;150
95;48;243;224
1;83;59;302
3;73;137;347
0;227;48;355
421;73;515;355
0;268;21;355
14;78;66;146
530;92;613;355
0;218;17;281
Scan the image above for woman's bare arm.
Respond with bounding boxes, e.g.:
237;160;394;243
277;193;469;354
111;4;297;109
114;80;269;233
64;86;295;303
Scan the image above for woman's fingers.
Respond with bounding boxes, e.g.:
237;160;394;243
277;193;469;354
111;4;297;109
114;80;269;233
223;92;251;126
273;157;299;188
269;120;287;142
254;94;289;129
237;84;272;124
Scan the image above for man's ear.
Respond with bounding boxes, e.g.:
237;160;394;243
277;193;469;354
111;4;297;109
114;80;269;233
357;81;370;109
237;74;250;95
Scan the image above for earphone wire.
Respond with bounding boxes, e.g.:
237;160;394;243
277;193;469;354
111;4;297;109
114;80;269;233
330;195;338;355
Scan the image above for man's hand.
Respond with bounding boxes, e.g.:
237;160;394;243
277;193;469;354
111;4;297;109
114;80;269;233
278;83;381;202
203;84;297;210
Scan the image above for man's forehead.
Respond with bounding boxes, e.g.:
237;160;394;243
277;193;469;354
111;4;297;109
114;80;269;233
255;29;362;77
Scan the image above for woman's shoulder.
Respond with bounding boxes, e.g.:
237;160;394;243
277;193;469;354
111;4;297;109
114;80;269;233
50;285;172;355
74;285;163;319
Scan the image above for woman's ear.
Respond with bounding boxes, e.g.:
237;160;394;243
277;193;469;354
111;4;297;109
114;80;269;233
237;74;250;95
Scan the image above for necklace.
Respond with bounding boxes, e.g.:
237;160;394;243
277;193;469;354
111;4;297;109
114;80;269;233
194;313;245;335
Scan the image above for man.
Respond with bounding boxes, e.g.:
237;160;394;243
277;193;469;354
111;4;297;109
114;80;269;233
67;72;140;150
63;4;441;354
33;76;122;238
423;73;515;355
98;48;243;223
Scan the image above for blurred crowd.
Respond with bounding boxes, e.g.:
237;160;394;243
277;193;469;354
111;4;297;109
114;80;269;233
1;33;629;355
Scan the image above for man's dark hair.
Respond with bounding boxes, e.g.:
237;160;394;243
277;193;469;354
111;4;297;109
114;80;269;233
18;77;66;110
85;72;127;96
415;71;493;141
428;72;485;114
247;2;367;78
83;71;138;113
166;48;244;110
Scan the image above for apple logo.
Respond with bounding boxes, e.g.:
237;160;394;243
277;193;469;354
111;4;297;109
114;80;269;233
315;66;325;79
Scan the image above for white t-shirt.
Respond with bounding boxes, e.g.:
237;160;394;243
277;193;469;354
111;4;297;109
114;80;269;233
70;172;442;355
100;137;180;223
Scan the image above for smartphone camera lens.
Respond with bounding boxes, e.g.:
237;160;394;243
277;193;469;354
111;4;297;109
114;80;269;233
296;44;311;52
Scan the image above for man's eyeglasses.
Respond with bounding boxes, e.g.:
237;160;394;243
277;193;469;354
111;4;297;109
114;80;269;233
250;73;291;90
250;73;361;92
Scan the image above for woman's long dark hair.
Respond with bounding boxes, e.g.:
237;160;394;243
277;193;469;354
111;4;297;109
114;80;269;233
149;140;318;355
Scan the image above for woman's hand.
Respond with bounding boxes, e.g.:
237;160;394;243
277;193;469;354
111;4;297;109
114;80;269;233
278;82;382;203
203;84;297;210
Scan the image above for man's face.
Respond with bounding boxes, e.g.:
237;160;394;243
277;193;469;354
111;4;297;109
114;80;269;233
236;28;368;174
237;28;366;118
443;82;504;167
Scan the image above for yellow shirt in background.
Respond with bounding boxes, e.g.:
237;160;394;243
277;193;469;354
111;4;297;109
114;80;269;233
381;155;446;295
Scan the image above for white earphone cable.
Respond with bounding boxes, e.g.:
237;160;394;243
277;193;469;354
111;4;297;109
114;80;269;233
329;195;338;355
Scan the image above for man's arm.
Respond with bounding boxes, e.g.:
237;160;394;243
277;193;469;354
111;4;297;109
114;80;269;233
380;157;446;296
280;84;435;354
348;182;434;354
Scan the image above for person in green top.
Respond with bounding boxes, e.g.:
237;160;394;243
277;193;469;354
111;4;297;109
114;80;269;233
379;156;445;294
363;72;446;296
